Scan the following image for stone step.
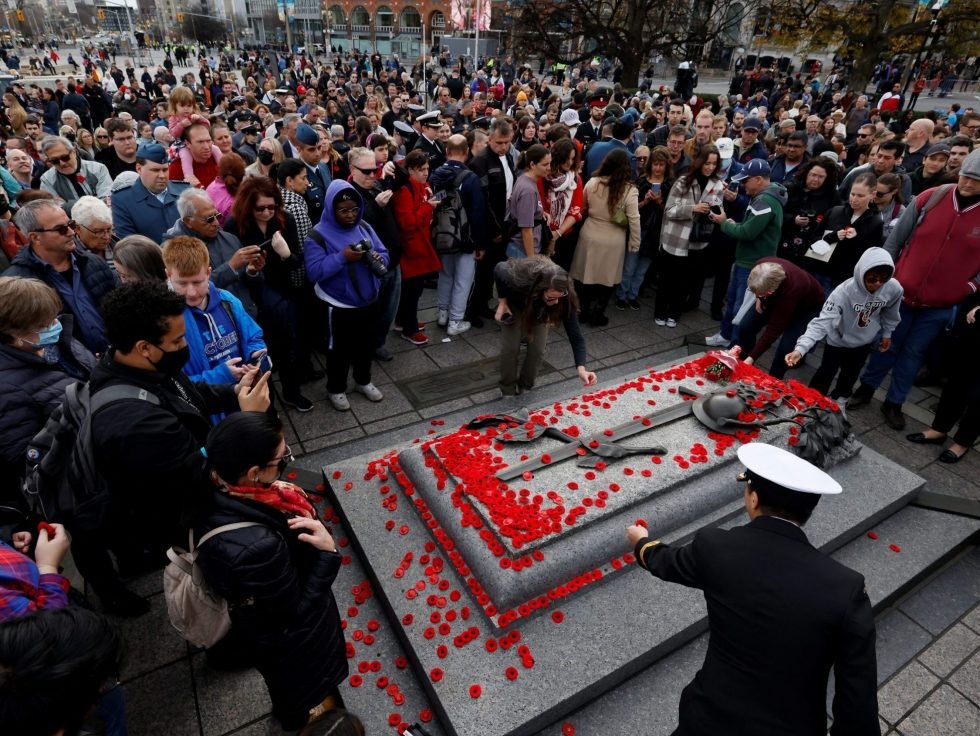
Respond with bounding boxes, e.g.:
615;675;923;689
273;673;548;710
527;505;980;736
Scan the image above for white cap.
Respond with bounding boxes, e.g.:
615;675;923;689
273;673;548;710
559;109;581;128
715;137;734;159
416;110;442;127
736;443;842;495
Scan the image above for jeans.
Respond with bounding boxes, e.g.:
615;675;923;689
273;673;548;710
499;320;550;394
860;303;954;404
437;252;477;321
506;242;530;259
375;266;401;349
80;681;129;736
617;251;652;301
721;264;751;339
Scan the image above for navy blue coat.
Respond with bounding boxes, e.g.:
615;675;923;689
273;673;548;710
111;177;189;244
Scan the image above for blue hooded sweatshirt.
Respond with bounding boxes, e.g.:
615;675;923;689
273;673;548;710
182;282;266;387
304;180;390;308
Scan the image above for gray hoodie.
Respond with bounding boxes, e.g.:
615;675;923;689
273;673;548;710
794;247;903;354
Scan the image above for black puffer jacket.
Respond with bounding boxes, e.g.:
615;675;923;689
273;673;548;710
0;322;96;506
195;490;347;729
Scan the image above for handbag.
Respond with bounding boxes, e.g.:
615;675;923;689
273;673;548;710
690;213;715;242
610;203;629;228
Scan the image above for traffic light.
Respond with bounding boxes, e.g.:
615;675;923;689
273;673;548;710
16;9;24;21
177;12;184;22
98;9;105;20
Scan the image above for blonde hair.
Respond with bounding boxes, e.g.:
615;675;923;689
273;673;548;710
0;276;62;338
748;261;786;295
162;235;211;276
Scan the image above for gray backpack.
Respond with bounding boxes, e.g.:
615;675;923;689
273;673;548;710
163;522;260;648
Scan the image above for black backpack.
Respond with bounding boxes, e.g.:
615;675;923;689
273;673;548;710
23;382;160;532
431;169;472;255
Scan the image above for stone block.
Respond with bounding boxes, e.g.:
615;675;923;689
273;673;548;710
918;623;980;678
875;610;934;685
192;655;272;736
323;355;926;736
877;661;939;726
123;660;199;736
896;685;980;736
113;593;187;681
900;558;980;635
949;650;980;707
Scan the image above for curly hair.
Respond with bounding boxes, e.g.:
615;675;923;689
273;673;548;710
502;254;580;331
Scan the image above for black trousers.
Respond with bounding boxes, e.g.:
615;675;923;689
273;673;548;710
933;368;980;447
809;343;872;398
467;241;506;319
655;250;689;321
323;301;379;394
395;275;426;335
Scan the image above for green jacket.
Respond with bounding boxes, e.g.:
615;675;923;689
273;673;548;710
721;182;788;267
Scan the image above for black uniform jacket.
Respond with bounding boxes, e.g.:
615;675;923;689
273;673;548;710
636;515;878;736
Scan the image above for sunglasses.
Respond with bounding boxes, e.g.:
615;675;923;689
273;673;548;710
48;152;74;165
353;165;380;176
254;204;277;212
874;190;895;198
34;220;77;235
266;445;294;474
194;213;220;224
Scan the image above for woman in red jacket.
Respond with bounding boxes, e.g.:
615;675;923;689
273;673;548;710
392;149;441;345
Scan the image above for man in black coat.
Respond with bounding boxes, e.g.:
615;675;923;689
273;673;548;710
8;200;117;355
627;442;878;736
74;283;270;616
412;110;446;170
466;117;515;326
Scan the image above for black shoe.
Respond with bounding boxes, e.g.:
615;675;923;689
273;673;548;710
374;347;394;362
906;432;947;445
591;312;610;327
913;368;943;388
283;393;314;412
628;299;642;311
301;367;326;383
615;299;627;311
469;315;484;328
939;448;968;464
880;401;906;431
100;587;151;618
847;383;875;408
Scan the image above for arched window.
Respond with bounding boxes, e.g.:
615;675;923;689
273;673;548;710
329;5;345;26
400;7;421;29
724;3;745;46
351;5;370;26
431;11;445;29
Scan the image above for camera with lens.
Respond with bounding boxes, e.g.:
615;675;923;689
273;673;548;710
350;238;388;278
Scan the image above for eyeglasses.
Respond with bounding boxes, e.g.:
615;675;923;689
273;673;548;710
857;132;872;138
193;213;220;224
112;134;135;143
254;204;277;212
335;206;360;216
33;220;77;235
266;445;294;474
47;152;74;165
79;223;113;238
353;165;379;176
864;274;890;284
96;134;109;139
874;190;895;198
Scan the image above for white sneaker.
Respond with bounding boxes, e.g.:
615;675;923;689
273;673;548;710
666;318;678;328
355;382;384;402
447;320;471;336
328;392;350;411
437;309;449;327
655;318;667;326
704;332;728;347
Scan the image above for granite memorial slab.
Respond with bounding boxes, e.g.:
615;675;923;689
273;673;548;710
324;353;926;736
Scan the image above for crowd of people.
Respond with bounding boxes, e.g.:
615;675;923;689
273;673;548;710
1;41;980;734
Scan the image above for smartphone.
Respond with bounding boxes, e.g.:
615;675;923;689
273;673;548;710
727;181;739;192
710;204;723;216
651;183;662;195
249;351;273;374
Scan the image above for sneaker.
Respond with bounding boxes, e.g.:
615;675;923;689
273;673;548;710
437;309;449;327
283;392;314;412
447;320;471;336
655;317;667;326
328;392;350;411
628;299;642;311
355;382;384;402
401;331;430;346
847;383;875;408
392;321;426;333
615;299;627;311
704;332;728;347
666;318;678;329
374;347;394;362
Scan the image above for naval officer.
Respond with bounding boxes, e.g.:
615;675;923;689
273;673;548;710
627;442;878;736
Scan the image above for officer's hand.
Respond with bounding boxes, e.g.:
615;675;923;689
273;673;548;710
626;525;648;546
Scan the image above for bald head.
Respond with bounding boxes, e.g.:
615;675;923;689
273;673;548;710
446;133;470;160
907;118;935;143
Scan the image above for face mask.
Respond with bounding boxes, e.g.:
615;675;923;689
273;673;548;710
21;318;62;349
257;150;275;165
150;343;190;375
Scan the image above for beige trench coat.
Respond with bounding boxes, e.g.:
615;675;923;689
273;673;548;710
569;176;641;287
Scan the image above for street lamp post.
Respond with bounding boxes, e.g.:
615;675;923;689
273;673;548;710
902;0;946;97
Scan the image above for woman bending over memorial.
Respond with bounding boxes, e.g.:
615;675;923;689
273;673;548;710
493;255;597;396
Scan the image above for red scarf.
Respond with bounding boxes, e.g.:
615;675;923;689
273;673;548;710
225;480;318;519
